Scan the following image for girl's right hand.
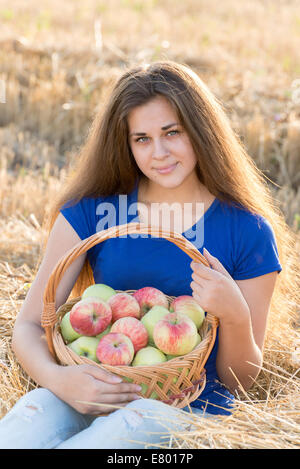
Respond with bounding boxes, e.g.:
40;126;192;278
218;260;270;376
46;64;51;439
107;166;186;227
52;364;142;415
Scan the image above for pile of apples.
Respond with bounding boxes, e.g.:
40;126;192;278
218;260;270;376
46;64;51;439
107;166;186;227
60;284;205;369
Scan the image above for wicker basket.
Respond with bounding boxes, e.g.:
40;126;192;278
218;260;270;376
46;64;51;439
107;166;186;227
41;223;219;409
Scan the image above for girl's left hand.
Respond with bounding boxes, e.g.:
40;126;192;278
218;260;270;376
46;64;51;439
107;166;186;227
190;248;250;324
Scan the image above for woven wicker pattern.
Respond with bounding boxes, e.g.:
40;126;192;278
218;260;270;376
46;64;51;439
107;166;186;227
41;223;219;409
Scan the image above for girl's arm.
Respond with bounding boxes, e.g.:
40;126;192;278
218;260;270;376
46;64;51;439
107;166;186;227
216;272;278;391
12;214;141;414
190;249;278;394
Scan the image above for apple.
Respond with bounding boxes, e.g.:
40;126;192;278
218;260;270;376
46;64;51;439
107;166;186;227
132;346;167;366
70;297;112;336
108;292;141;322
68;336;100;362
153;312;198;356
171;368;189;384
165;356;189;383
139;382;159;399
121;376;159;399
170;295;205;329
96;332;134;365
133;287;169;316
96;324;112;339
81;283;116;302
60;311;82;343
166;354;177;360
141;305;170;345
110;317;148;353
194;333;201;348
166;333;200;356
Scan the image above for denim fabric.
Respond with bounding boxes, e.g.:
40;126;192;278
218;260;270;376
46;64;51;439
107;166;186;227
0;388;210;449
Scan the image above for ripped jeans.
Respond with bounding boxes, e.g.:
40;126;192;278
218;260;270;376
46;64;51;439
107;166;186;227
0;388;208;449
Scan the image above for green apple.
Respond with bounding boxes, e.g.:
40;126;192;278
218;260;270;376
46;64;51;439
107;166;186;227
60;311;82;343
140;382;160;399
165;356;189;384
122;376;160;399
132;346;167;366
194;333;201;348
81;283;116;302
141;305;170;345
68;336;100;362
170;295;205;329
171;368;189;384
166;354;177;360
121;376;133;383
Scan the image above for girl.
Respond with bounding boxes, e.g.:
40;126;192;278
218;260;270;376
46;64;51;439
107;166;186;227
0;61;294;449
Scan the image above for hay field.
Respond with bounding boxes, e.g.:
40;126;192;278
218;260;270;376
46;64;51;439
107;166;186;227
0;0;299;449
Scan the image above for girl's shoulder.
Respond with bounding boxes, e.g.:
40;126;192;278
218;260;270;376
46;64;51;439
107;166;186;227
60;194;113;241
60;189;135;241
216;198;274;234
218;201;282;280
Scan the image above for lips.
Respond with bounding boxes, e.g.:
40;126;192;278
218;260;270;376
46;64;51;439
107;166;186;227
154;163;178;174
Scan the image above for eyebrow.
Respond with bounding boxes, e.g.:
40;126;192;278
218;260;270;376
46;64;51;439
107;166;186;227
129;122;179;137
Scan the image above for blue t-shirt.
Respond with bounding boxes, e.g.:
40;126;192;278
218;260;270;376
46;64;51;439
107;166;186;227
60;179;282;415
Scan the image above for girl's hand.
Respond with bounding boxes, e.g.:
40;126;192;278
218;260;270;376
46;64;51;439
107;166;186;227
52;364;142;415
190;248;250;324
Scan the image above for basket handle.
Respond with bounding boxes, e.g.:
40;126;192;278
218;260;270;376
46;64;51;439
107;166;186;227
41;222;219;358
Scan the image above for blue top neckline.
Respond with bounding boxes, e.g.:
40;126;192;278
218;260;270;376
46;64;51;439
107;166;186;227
131;177;220;236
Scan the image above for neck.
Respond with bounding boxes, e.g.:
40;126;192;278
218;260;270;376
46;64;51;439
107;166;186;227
138;175;211;206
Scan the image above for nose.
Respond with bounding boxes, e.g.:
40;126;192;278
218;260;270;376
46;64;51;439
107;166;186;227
152;138;169;160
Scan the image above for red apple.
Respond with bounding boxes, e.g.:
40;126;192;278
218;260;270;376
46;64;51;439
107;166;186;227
153;312;198;356
170;295;205;329
96;332;134;365
108;292;141;322
110;317;148;353
70;297;112;336
133;287;169;316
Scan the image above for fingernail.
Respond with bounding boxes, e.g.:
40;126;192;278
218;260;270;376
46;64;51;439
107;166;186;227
112;376;123;383
135;385;142;392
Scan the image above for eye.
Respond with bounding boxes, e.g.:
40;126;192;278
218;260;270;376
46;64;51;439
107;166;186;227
167;130;179;136
134;130;180;143
135;136;149;143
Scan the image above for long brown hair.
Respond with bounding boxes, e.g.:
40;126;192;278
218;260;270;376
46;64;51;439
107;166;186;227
43;60;299;352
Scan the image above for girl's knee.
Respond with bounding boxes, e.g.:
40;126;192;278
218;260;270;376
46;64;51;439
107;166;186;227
13;388;62;419
0;388;90;449
10;388;84;427
126;398;181;419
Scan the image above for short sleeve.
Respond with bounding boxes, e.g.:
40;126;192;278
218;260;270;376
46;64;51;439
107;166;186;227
232;213;282;280
60;198;95;241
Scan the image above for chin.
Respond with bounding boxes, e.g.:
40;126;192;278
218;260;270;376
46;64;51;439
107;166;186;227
153;174;187;189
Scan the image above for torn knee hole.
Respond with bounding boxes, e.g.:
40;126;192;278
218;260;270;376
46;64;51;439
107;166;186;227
122;409;144;430
25;405;38;411
18;402;44;422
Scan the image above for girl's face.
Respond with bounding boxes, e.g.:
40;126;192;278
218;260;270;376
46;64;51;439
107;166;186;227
127;95;198;190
